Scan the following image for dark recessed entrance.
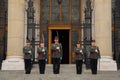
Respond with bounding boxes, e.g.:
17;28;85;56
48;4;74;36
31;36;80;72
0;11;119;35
52;30;69;64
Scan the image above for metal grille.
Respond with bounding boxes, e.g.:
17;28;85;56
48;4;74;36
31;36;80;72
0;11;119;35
0;0;7;69
26;0;36;62
71;0;92;46
83;0;92;46
83;0;92;69
113;0;120;69
71;0;92;66
26;0;48;63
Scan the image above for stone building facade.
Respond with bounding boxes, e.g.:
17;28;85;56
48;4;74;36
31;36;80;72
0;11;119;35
0;0;118;71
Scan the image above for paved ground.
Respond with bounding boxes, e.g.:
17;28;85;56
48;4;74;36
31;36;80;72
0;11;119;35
0;64;120;80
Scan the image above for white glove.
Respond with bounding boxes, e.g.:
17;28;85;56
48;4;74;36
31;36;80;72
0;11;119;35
56;47;60;49
31;58;33;61
80;50;82;53
42;49;45;52
95;49;98;53
45;59;47;62
28;50;31;53
60;57;62;60
83;59;85;62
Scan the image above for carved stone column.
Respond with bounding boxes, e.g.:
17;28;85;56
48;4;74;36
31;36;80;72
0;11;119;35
2;0;25;70
94;0;117;71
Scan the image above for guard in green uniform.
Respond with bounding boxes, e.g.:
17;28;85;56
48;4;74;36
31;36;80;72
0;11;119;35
51;36;62;74
23;40;33;74
37;41;47;74
74;41;84;74
88;40;101;74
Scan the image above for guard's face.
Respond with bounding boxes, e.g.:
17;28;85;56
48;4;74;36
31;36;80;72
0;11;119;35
54;39;59;44
91;42;96;46
26;43;30;47
40;43;44;47
76;44;80;48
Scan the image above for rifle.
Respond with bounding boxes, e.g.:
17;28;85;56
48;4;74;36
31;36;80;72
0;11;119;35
56;31;59;41
42;32;47;62
41;32;45;54
42;32;44;44
56;31;63;61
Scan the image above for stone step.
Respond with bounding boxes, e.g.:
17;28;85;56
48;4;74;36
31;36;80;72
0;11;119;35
0;64;120;80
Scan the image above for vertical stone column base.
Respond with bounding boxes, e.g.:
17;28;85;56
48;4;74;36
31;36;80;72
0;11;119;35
97;56;117;71
2;56;24;70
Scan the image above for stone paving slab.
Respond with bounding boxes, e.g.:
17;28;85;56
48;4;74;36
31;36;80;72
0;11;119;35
0;72;120;80
0;73;120;80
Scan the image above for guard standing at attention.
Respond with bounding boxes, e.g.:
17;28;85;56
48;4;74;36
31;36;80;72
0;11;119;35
37;41;47;74
74;41;84;74
51;36;62;74
23;40;33;74
88;40;101;74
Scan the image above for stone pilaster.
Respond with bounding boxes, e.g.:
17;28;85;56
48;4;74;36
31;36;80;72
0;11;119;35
94;0;117;71
2;0;25;70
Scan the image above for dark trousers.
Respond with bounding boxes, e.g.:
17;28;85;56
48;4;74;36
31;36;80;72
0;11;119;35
38;59;46;74
90;59;98;74
53;58;60;74
24;59;32;74
76;60;83;74
0;55;2;70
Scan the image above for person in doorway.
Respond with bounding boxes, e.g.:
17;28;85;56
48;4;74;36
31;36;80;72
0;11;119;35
23;40;33;74
37;41;47;74
74;41;84;74
51;36;62;74
88;40;101;74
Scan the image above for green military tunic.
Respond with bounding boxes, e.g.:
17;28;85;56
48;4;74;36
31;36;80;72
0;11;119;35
51;43;62;58
23;46;33;60
88;46;100;59
37;47;47;60
74;47;84;60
